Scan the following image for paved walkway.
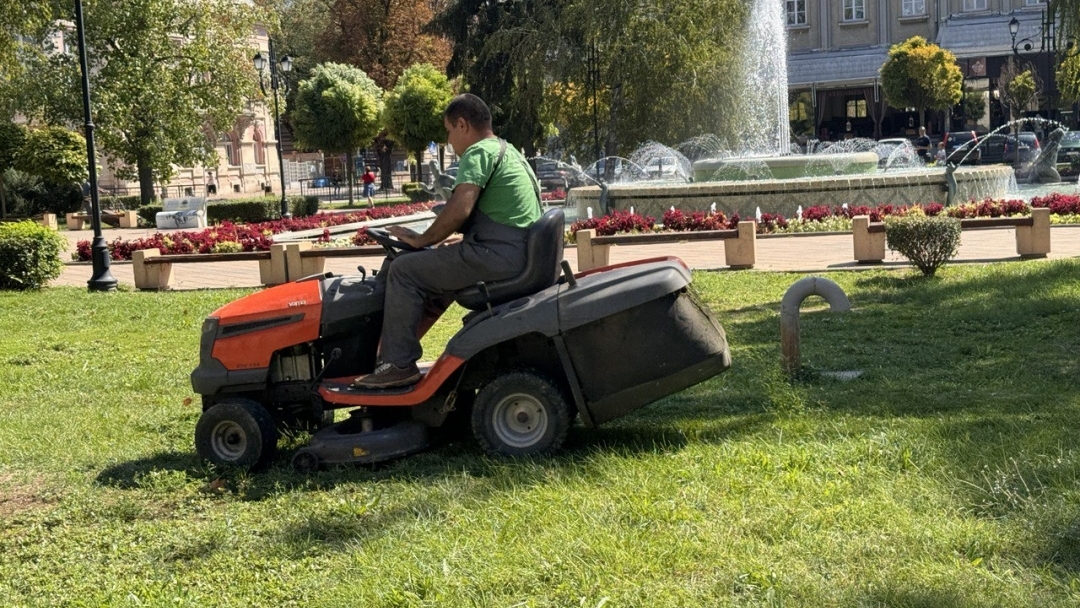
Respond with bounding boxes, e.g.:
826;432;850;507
53;224;1080;290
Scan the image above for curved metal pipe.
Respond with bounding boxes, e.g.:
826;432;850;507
781;277;851;376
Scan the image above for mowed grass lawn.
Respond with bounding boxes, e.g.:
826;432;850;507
3;260;1080;607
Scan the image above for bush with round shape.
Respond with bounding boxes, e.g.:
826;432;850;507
0;220;66;290
885;215;961;277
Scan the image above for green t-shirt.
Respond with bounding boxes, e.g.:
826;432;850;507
453;138;541;229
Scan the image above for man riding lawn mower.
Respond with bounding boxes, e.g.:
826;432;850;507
191;95;732;471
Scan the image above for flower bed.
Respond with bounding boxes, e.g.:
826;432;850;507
74;202;437;261
541;188;566;202
565;193;1080;240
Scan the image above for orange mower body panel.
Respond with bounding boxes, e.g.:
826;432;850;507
210;280;323;372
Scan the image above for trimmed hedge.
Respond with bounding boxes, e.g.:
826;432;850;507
290;195;320;218
0;220;66;290
402;182;434;203
137;205;163;226
207;198;281;224
135;195;319;227
885;215;961;277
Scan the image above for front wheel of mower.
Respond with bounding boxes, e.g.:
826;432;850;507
471;371;570;456
195;399;279;469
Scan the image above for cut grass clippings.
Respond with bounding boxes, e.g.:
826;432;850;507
2;261;1080;606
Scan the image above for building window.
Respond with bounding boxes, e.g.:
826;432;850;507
846;98;867;118
786;0;806;26
902;0;925;16
963;0;987;11
252;125;266;166
843;0;865;21
1024;0;1046;6
224;131;242;166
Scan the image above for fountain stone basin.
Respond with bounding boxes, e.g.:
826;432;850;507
569;165;1014;220
693;152;880;181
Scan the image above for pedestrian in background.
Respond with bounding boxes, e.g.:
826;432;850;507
362;166;377;208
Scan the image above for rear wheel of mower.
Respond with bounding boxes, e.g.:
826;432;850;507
195;399;279;469
471;371;570;456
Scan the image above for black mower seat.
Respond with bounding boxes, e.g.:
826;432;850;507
456;207;565;311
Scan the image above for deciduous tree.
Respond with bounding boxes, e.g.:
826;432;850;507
382;63;454;182
0;122;27;218
999;58;1040;120
880;36;963;129
0;1;54;87
1055;0;1080;103
431;0;746;162
323;0;451;90
16;126;87;186
14;0;260;207
291;62;383;205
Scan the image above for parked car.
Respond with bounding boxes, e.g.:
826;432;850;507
1059;130;1080;181
643;156;685;180
1003;131;1041;164
590;158;625;181
875;138;912;168
941;131;981;164
310;176;334;188
535;159;588;188
974;132;1008;164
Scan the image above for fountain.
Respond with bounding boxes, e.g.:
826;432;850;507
568;0;1015;221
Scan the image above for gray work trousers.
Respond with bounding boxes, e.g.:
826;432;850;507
380;215;528;367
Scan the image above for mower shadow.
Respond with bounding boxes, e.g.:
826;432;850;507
96;450;204;489
93;389;769;503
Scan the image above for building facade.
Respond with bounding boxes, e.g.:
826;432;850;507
786;0;1077;141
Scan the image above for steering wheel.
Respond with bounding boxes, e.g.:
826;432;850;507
366;227;425;253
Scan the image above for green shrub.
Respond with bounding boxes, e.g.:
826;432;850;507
137;196;318;227
137;205;163;226
885;215;961;277
207;198;279;224
39;182;83;215
0;220;66;290
289;195;320;218
2;169;45;216
402;182;433;203
1;169;82;216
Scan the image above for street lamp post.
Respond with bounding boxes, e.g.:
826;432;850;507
253;40;292;219
74;0;116;292
1009;11;1079;122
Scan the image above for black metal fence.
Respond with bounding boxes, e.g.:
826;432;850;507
298;171;417;202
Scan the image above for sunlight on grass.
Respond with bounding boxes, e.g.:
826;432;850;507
2;261;1080;605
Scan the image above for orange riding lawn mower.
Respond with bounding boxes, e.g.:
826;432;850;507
191;209;731;472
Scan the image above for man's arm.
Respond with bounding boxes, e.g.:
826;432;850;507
386;184;481;248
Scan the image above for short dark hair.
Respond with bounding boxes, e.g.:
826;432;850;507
444;94;492;131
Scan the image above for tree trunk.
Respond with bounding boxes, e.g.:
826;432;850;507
137;156;155;207
415;146;424;185
345;150;356;206
604;82;623;169
376;136;394;191
0;175;7;218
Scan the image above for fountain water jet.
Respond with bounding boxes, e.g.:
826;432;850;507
567;0;1017;220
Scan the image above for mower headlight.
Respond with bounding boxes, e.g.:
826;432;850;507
200;317;220;359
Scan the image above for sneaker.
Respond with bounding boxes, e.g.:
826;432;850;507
353;362;422;388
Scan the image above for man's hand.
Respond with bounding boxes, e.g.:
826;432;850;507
387;225;424;249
